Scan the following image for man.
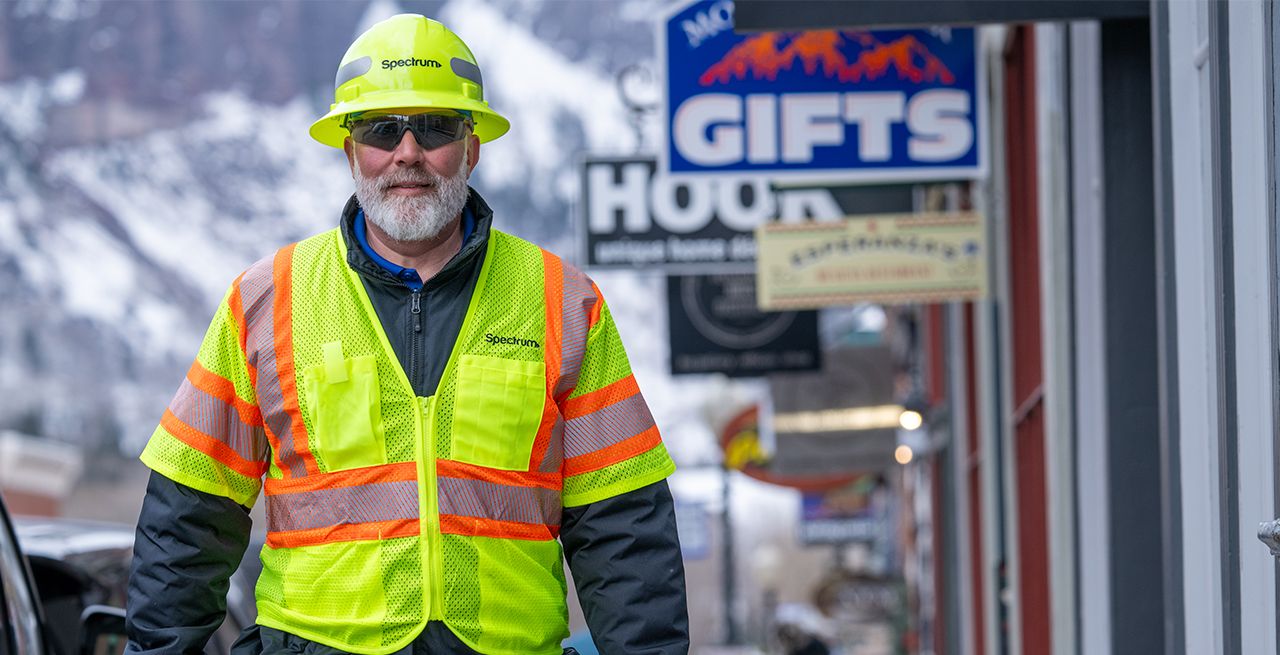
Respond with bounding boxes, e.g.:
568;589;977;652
125;14;688;655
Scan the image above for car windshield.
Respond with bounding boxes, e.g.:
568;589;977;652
0;509;43;654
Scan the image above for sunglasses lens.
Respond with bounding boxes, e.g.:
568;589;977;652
350;114;470;151
412;114;469;149
351;118;404;150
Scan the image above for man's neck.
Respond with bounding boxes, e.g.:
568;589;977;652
364;215;464;283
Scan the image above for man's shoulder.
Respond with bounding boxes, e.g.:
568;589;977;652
490;229;590;281
489;227;535;252
235;229;341;290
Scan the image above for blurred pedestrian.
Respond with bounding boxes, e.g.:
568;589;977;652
124;13;687;655
775;603;833;655
777;624;832;655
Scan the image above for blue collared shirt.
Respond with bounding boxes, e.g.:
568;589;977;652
354;207;475;291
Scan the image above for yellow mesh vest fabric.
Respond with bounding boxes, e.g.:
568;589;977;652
288;233;420;474
566;301;633;402
562;301;677;507
254;230;426;653
432;232;546;462
141;285;265;506
435;233;568;653
144;227;675;655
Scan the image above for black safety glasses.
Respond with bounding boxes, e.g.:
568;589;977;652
347;113;472;151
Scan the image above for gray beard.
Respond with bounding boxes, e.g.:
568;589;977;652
353;157;471;242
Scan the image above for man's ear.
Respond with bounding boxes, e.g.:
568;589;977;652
343;137;356;176
466;134;480;176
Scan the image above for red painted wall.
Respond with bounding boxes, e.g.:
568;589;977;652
931;455;947;653
964;303;986;655
1004;26;1052;655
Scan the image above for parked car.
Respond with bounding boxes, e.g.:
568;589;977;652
0;492;126;654
13;517;132;655
12;515;264;655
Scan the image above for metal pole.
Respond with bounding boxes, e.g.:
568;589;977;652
721;464;740;644
615;63;656;155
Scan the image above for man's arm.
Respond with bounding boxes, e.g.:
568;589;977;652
125;472;252;655
554;271;687;653
560;480;689;655
125;270;272;654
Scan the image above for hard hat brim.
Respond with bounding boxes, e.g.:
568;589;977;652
309;90;510;148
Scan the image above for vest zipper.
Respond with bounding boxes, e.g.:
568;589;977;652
409;290;422;391
420;396;445;622
409;291;442;621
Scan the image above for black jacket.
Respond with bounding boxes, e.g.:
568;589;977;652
125;190;689;654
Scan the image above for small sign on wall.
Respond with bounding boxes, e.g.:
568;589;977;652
756;211;986;309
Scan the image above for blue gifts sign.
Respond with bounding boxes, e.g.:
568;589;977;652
660;0;985;181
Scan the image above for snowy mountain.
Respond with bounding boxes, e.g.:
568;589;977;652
0;0;723;466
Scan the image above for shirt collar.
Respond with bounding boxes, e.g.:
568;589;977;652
354;207;475;292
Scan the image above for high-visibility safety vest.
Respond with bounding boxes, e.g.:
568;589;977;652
141;227;676;655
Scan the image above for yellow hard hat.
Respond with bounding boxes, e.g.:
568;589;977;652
310;14;510;148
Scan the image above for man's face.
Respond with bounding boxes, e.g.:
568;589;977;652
344;109;481;243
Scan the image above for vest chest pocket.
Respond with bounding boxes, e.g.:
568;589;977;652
303;342;386;472
451;354;546;471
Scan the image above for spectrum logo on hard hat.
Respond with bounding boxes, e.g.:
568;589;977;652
310;14;509;148
381;57;443;71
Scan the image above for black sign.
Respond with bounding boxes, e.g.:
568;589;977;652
667;273;819;376
579;156;915;273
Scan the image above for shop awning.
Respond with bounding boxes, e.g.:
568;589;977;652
733;0;1148;32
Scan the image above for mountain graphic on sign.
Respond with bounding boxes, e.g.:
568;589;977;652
698;30;956;86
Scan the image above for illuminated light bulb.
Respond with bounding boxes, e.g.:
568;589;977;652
899;410;923;431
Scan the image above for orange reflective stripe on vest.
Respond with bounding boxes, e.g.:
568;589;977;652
564;392;657;457
235;247;318;478
185;361;263;427
159;409;268;480
437;476;561;540
266;481;420;544
166;360;267;476
267;519;420;549
543;249;598;402
263;462;420;549
560;372;661;476
434;457;562;541
269;244;319;476
531;250;599;474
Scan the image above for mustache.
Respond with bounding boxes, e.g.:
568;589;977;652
375;168;443;191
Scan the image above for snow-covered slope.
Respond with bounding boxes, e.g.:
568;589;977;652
0;0;726;466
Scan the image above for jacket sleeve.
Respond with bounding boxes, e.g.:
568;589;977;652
558;290;676;507
127;272;270;654
139;273;271;506
555;273;687;652
125;471;252;655
560;480;689;655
